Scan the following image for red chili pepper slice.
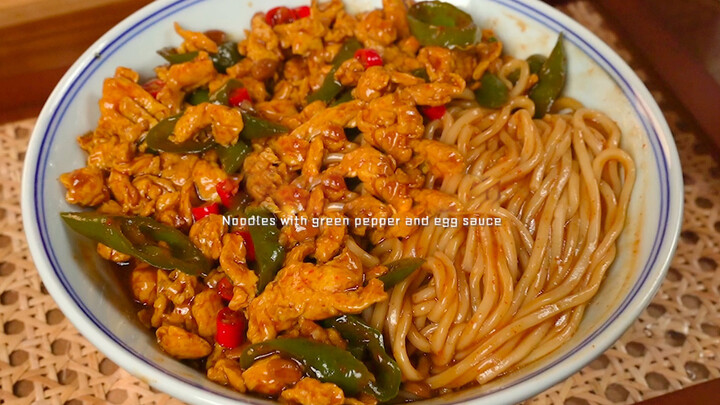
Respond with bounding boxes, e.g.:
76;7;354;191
237;231;255;261
142;78;165;98
216;307;246;348
354;49;383;69
216;179;239;207
228;87;251;107
420;105;447;120
217;277;234;301
293;6;311;19
191;202;220;221
266;6;295;26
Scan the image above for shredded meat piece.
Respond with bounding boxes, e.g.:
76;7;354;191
472;40;503;80
191;289;224;339
156;52;217;112
189;214;227;260
246;249;386;342
154;183;194;229
400;73;466;106
157;270;199;306
174;22;219;53
270;134;310;170
417;46;456;82
132;174;176;216
114;154;161;177
300;137;324;179
357;93;423;163
354;66;391;102
59;167;109;207
411;139;466;178
219;233;258;310
172;103;244;146
278;185;323;248
156;325;212;359
334;58;365;87
324;9;356;42
242;355;304;396
208;358;247;392
97;67;170;143
382;0;410;38
319;172;354;201
243;147;292;202
79;131;135;170
97;243;131;263
275;14;326;56
280;378;345;405
283;319;348;349
327;146;412;212
412;189;462;216
344;195;391;238
130;263;158;305
160;153;199;187
256;99;302;128
353;66;423;103
107;169;141;214
382;44;423;73
240;14;282;61
315;211;346;262
272;185;311;218
288;100;360;142
192;158;227;202
152;270;199;329
355;9;397;47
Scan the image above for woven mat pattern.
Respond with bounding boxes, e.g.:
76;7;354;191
1;2;719;404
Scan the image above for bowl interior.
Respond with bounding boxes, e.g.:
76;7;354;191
23;0;681;404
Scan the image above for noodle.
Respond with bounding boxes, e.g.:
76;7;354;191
369;59;636;389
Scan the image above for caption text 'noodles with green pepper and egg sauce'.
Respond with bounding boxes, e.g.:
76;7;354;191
58;0;635;403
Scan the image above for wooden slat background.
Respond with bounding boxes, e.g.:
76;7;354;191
0;0;152;123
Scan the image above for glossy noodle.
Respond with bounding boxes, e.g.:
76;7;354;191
367;81;635;390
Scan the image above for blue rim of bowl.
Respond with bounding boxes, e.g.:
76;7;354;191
24;0;678;403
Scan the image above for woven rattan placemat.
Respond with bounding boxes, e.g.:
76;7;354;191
2;2;719;404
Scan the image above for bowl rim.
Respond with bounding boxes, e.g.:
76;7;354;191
21;0;683;404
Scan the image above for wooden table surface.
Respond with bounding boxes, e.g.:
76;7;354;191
1;0;718;404
0;0;153;123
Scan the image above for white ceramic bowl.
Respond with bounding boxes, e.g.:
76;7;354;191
21;0;683;403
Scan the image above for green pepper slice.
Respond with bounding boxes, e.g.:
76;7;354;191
323;315;402;401
307;38;363;103
330;89;354;106
526;54;548;75
217;140;251;174
508;54;547;84
474;72;509;109
157;47;199;64
211;41;243;73
529;33;567;118
377;258;425;290
240;338;373;396
145;115;215;154
240;114;288;140
407;1;479;48
60;212;211;276
245;207;285;292
410;67;430;82
224;191;253;217
186;88;210;106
